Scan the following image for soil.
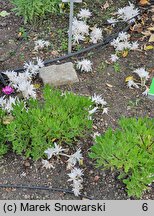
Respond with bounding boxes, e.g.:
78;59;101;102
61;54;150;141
0;0;154;200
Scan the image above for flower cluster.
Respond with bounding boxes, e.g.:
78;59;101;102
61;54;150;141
88;93;108;119
110;32;139;62
34;39;50;51
72;8;103;45
0;96;19;112
43;143;83;196
76;59;93;72
126;68;149;94
107;1;139;25
2;58;44;100
68;167;83;196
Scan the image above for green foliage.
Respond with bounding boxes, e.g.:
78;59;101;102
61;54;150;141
11;0;61;23
0;110;8;157
6;85;93;160
89;117;154;198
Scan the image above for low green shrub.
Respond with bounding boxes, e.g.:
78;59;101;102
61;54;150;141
6;85;93;160
89;117;154;198
11;0;61;23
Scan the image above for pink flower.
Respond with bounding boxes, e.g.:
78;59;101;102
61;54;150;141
2;86;14;95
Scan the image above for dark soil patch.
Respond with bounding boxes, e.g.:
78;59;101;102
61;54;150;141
0;0;154;200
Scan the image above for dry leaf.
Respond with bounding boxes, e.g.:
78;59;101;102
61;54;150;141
101;1;109;10
125;76;134;82
147;27;154;31
130;23;143;33
139;0;149;5
149;34;154;42
144;45;154;50
106;83;113;88
141;31;151;36
122;50;129;57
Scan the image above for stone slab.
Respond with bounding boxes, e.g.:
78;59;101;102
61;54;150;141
39;62;79;86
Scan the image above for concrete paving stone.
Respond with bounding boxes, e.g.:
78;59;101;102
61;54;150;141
39;62;79;86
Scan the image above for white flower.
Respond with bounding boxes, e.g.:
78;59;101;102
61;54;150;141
127;80;139;89
68;168;83;196
133;68;149;80
36;57;44;68
118;32;130;41
91;93;107;106
42;160;54;169
131;41;139;50
0;96;19;112
88;107;98;115
93;132;101;139
90;27;103;44
44;143;66;159
107;18;118;27
73;34;85;44
44;147;55;160
102;107;108;114
53;143;66;155
142;88;149;96
77;9;92;19
76;59;92;72
72;18;89;37
110;54;119;62
34;39;50;51
67;149;83;169
117;2;139;23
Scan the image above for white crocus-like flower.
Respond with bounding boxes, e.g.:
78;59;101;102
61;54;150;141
107;18;118;27
0;96;19;112
73;34;85;44
142;88;149;96
76;59;93;72
117;2;139;23
127;80;139;89
102;107;109;114
44;143;66;160
34;39;50;51
91;93;107;106
72;18;89;36
88;107;98;115
42;160;55;169
134;68;149;78
131;41;139;50
36;57;44;68
90;27;103;44
118;32;130;41
110;54;119;62
67;149;83;169
68;168;84;196
77;8;92;19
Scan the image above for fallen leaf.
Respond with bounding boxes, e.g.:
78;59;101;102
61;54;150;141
130;23;143;33
101;1;109;10
147;27;154;31
149;34;154;42
144;45;154;50
139;0;149;5
122;50;129;57
106;83;113;88
125;76;134;82
141;31;151;37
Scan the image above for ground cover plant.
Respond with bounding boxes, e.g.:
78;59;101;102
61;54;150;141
11;0;61;23
89;117;154;198
0;0;154;200
1;85;94;159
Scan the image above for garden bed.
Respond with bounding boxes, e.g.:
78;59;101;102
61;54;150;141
0;0;154;200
